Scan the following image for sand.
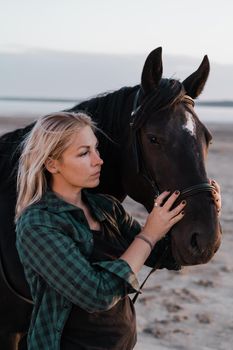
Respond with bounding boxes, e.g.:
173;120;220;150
0;116;232;350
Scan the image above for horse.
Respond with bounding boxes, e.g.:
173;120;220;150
0;47;221;349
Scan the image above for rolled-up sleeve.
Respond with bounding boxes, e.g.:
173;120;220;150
16;212;139;313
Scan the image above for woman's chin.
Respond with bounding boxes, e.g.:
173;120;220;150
86;178;100;188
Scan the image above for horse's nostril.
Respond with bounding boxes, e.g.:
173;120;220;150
190;233;199;250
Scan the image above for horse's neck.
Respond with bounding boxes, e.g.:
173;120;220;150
72;86;139;200
75;86;139;141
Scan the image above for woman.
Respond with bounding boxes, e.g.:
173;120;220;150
15;112;221;350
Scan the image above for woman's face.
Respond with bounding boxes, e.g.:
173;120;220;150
49;125;103;192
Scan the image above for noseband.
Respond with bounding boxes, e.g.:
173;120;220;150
130;88;215;202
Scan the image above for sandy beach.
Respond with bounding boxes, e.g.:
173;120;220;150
0;116;232;350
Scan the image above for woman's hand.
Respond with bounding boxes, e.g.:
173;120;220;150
210;179;221;216
121;190;185;274
142;190;186;244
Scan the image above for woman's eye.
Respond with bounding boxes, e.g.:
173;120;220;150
79;151;89;157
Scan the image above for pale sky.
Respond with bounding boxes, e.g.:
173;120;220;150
1;0;233;65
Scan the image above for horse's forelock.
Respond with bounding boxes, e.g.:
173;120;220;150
134;79;185;130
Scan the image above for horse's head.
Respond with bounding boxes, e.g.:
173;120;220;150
123;47;221;266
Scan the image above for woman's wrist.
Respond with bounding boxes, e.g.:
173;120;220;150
121;232;155;274
135;232;157;251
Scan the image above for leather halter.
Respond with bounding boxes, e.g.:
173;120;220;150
130;88;215;201
130;89;215;303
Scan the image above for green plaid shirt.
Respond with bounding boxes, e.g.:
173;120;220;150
16;190;142;350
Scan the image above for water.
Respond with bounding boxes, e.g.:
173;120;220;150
195;106;233;124
0;100;77;117
0;100;232;124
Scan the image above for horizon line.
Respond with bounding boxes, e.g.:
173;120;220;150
0;96;233;108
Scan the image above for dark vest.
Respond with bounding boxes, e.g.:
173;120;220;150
61;227;137;350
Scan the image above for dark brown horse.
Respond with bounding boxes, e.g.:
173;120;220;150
0;47;221;349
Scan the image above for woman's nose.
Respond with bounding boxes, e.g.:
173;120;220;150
92;151;104;166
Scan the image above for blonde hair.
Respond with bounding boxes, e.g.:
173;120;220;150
15;111;96;220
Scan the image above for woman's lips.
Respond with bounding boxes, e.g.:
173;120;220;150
91;171;101;177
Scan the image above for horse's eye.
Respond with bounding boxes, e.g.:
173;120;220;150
149;136;159;144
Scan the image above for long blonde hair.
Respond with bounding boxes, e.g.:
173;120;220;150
15;111;96;220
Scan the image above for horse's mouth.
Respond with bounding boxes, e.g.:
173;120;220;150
171;242;191;266
171;237;221;266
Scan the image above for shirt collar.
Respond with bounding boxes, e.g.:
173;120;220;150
35;190;107;222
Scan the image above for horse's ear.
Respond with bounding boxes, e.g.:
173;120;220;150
182;55;210;99
141;47;163;94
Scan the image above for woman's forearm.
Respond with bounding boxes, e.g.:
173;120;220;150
120;233;156;274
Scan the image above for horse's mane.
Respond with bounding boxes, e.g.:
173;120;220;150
69;85;139;139
0;79;184;186
0;87;139;187
0;123;35;188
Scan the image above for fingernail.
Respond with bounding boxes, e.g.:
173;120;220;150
182;200;186;205
212;191;216;195
175;190;180;195
216;199;219;202
212;180;215;183
181;210;185;215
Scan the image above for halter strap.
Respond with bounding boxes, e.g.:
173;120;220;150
180;183;215;199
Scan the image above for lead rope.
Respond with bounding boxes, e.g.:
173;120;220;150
132;245;169;304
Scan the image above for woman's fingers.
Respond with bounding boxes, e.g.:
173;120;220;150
169;210;185;225
144;191;186;242
210;179;222;215
211;179;220;193
162;190;181;210
169;200;186;219
154;191;171;207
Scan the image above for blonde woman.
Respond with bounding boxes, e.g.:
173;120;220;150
15;112;221;350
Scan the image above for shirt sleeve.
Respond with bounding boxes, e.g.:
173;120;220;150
16;211;140;313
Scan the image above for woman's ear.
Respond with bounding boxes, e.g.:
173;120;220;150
44;158;59;174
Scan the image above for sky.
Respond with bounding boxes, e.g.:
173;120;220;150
1;0;233;65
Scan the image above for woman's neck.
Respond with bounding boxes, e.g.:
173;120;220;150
52;186;83;207
52;185;101;231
